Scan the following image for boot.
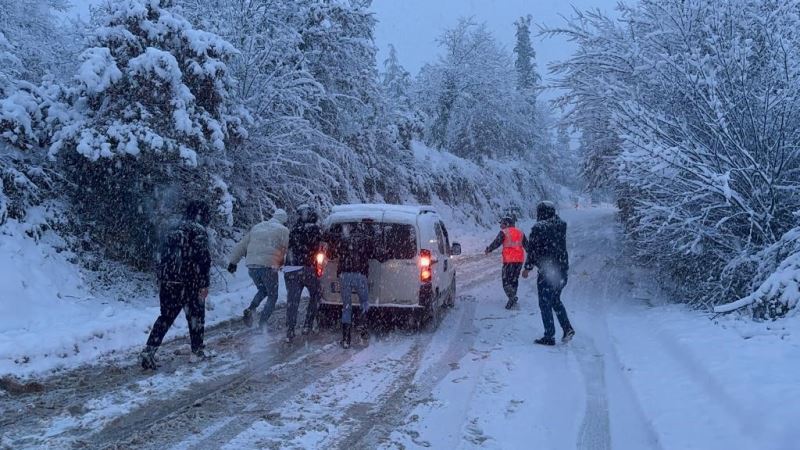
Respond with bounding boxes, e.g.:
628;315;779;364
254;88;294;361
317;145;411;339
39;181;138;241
358;323;370;342
341;323;352;349
504;296;518;310
534;337;556;346
562;329;575;343
140;346;157;370
189;348;214;363
285;330;295;344
301;326;312;336
242;307;254;327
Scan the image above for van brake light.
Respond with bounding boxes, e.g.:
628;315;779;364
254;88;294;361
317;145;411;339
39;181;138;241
420;249;432;282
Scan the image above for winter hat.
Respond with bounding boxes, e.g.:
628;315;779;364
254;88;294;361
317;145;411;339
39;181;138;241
536;201;556;221
272;208;288;224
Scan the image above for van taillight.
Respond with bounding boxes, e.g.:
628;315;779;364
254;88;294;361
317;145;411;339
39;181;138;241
420;249;432;282
315;249;326;277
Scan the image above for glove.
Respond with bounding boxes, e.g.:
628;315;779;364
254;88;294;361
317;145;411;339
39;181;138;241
484;248;490;255
521;269;529;279
227;263;237;274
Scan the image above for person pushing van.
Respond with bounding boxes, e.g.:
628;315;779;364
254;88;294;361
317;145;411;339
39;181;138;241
485;215;528;309
227;209;290;330
336;222;376;348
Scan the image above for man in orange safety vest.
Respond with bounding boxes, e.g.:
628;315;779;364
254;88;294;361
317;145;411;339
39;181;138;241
485;215;528;309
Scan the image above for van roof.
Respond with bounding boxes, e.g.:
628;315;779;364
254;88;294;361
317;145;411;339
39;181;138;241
331;203;437;215
327;204;438;224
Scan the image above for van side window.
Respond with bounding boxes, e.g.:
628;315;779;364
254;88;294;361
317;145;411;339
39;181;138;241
434;222;447;255
439;222;451;253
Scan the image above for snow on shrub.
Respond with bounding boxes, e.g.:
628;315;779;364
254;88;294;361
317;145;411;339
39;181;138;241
46;0;246;268
553;0;800;316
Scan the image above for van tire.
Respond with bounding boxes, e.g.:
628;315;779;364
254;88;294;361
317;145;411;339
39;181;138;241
445;277;456;308
424;296;441;331
407;310;423;331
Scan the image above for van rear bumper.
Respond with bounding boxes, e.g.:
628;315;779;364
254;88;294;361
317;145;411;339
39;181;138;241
319;301;424;309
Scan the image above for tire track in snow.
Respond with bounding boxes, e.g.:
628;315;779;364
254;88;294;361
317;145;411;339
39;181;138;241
334;298;478;449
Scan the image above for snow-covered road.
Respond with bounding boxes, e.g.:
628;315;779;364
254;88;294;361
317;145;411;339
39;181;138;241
2;207;797;450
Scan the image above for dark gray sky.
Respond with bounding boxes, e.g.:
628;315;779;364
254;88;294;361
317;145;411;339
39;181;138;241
371;0;620;99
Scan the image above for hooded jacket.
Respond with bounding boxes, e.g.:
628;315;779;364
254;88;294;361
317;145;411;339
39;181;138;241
336;224;375;276
229;209;290;269
525;202;569;285
285;220;324;268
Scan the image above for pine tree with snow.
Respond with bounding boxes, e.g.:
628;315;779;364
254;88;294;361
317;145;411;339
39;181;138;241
382;44;417;151
513;15;540;94
49;0;245;267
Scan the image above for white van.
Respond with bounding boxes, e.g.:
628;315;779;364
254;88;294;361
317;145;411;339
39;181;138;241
317;204;461;328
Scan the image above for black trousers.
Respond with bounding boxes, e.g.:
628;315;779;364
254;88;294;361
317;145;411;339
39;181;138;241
502;263;523;300
146;282;205;353
537;278;573;339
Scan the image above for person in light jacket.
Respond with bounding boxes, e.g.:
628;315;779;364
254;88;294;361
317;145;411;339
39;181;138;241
228;209;290;329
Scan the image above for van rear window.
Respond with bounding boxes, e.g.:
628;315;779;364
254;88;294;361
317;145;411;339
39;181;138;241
327;222;417;260
380;223;417;260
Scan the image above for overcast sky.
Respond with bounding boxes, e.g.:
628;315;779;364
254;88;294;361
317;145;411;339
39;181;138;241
371;0;620;99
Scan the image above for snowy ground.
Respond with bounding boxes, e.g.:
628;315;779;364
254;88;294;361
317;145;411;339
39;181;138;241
1;207;798;449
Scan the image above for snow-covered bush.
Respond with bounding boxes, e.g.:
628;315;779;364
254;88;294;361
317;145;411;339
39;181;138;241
48;0;246;268
717;226;800;318
553;0;800;316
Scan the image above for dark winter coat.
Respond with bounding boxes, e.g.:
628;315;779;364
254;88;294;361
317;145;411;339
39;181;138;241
286;222;324;267
158;221;211;289
336;225;375;277
525;203;569;286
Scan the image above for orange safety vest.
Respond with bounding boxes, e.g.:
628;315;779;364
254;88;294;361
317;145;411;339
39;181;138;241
502;227;525;263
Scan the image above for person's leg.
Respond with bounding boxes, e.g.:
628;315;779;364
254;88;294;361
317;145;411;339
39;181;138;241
284;270;303;338
258;268;280;327
340;273;354;325
503;263;522;308
183;285;205;354
247;267;269;310
303;267;322;332
351;273;370;340
537;280;556;340
145;283;184;350
339;273;354;347
551;284;574;335
355;273;369;322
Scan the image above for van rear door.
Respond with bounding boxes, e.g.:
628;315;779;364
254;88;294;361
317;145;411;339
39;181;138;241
322;220;383;305
375;222;419;306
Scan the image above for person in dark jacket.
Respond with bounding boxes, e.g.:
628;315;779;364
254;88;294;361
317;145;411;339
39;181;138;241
283;205;324;343
485;215;528;309
336;222;375;348
522;201;575;346
140;200;212;370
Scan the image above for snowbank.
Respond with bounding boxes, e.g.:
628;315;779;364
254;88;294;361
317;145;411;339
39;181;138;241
0;223;281;378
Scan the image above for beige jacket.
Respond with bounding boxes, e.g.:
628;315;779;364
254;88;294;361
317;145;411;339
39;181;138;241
229;210;289;269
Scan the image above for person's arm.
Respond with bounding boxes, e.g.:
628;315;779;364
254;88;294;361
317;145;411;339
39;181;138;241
228;231;250;265
195;228;212;291
524;228;537;271
278;228;290;266
485;231;504;254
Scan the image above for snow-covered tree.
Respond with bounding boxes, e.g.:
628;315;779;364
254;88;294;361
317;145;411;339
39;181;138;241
48;0;246;267
415;19;537;160
553;0;800;315
0;0;75;87
382;44;418;151
513;15;540;95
